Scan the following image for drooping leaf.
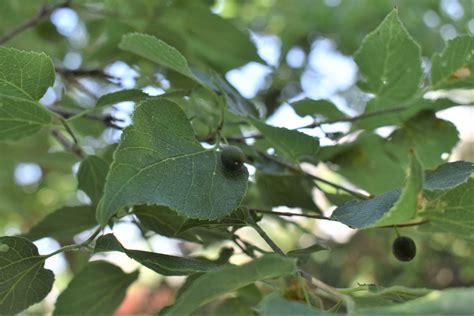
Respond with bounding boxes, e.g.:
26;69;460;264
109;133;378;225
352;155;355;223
292;99;346;121
53;261;138;315
430;35;474;89
287;243;328;261
421;178;474;241
424;160;474;191
258;294;324;315
77;155;109;206
96;89;148;109
351;285;431;310
163;255;296;315
23;206;97;241
96;98;248;225
95;234;218;276
119;33;200;83
354;9;422;112
250;118;319;164
0;236;54;315
332;153;423;228
359;288;474;314
0;47;54;140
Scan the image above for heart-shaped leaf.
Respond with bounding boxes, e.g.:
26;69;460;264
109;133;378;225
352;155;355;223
97;98;248;225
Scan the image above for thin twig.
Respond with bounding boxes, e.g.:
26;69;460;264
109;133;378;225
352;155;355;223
261;151;371;200
251;208;332;221
248;217;285;256
50;128;85;158
297;106;410;129
49;106;124;129
0;0;72;44
56;68;118;81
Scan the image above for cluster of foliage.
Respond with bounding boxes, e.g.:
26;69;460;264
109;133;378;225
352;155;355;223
0;0;473;314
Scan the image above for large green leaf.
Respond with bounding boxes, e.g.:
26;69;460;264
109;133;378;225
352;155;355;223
119;33;199;83
359;287;474;314
258;295;324;315
0;47;54;140
53;261;138;315
0;236;54;315
94;234;218;276
421;178;474;241
250;118;319;164
96;98;248;225
77;155;109;206
431;35;474;89
163;255;296;315
354;9;422;112
424;161;474;191
23;206;97;241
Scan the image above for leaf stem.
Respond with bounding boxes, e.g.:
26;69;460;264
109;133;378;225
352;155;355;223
378;220;429;229
45;226;101;259
251;208;332;221
50;128;85;159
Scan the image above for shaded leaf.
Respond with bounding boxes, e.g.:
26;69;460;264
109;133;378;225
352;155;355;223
0;47;54;140
77;155;109;206
23;206;97;241
287;244;328;261
431;35;474;89
424;161;474;191
250;118;319;163
96;98;248;225
332;153;423;228
0;236;54;315
258;294;324;315
95;234;218;276
53;261;138;315
292;99;346;121
164;255;296;315
96;89;148;108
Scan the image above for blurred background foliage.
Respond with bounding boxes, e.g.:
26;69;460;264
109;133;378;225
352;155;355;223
0;0;473;314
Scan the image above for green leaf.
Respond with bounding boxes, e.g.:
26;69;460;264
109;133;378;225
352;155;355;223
53;261;138;315
96;98;248;225
94;234;218;276
421;178;474;240
0;47;54;140
287;243;328;261
424;161;474;191
292;99;346;121
354;9;422;112
253;171;319;211
96;89;148;109
249;118;319;164
23;206;97;241
77;155;109;206
359;287;474;314
431;35;474;89
258;294;324;315
0;236;54;315
332;153;423;228
389;113;458;169
119;33;199;83
163;255;296;315
211;297;256;316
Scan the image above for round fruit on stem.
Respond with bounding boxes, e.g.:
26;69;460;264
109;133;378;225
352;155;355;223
392;236;416;262
221;145;245;171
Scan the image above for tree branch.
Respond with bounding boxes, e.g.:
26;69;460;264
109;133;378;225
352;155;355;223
260;151;371;200
56;68;119;81
0;0;72;45
50;128;85;159
377;220;429;229
49;106;124;129
251;208;332;221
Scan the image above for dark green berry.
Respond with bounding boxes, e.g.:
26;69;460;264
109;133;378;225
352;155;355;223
392;236;416;262
221;145;245;170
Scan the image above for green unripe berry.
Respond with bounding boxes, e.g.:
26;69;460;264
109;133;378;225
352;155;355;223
392;236;416;262
221;145;245;171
